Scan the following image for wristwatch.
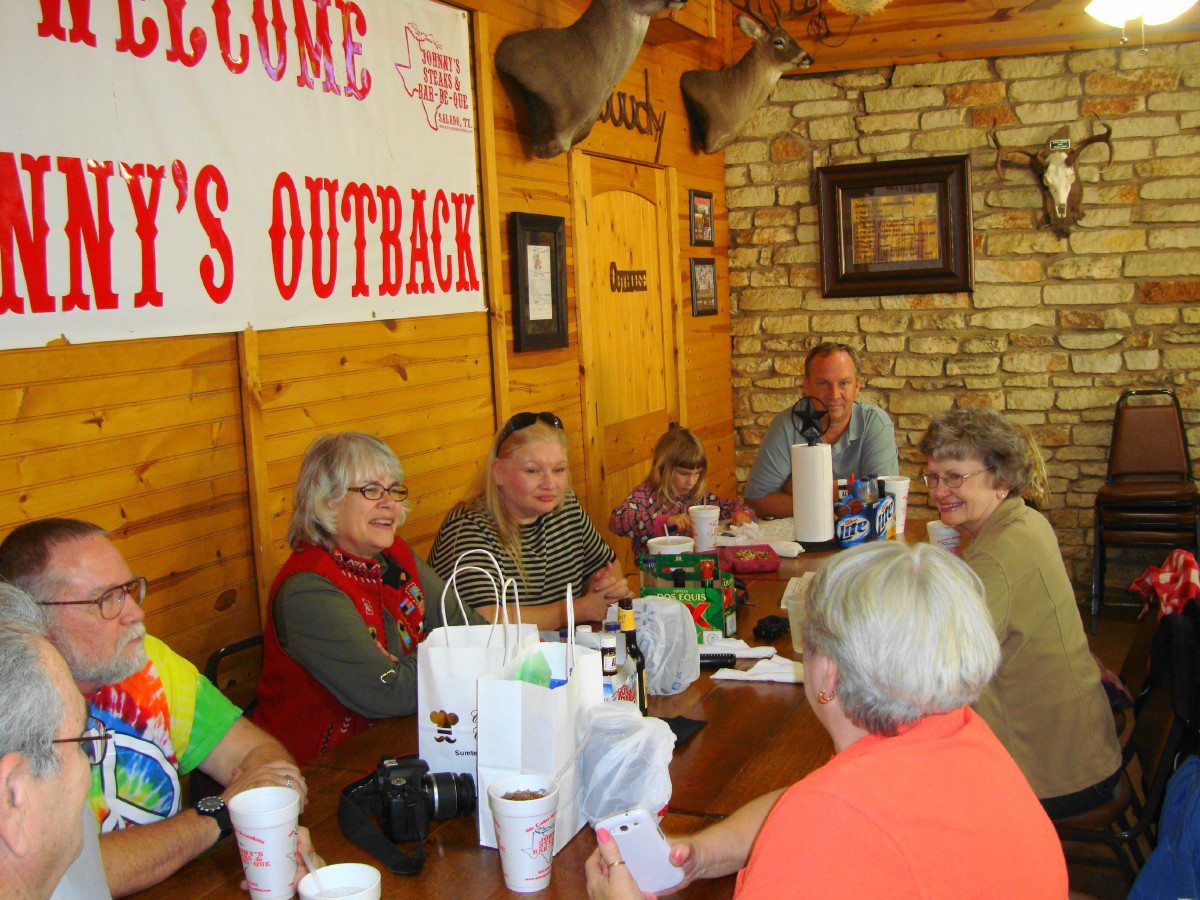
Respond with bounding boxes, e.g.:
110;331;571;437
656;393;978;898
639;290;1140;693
195;796;234;839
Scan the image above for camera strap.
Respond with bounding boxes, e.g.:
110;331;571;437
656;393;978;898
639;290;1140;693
338;773;426;875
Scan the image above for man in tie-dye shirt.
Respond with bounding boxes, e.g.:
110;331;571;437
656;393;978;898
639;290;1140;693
0;519;312;898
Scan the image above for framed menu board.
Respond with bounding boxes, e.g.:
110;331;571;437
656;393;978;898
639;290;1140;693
816;155;973;298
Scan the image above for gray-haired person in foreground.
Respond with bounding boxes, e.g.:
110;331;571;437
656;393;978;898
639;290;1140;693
587;541;1068;900
0;582;98;900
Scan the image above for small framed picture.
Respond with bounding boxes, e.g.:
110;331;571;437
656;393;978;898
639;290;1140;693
689;189;714;247
690;258;717;316
509;212;568;352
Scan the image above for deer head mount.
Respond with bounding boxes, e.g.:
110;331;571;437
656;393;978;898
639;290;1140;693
495;0;687;159
680;0;815;155
992;122;1114;236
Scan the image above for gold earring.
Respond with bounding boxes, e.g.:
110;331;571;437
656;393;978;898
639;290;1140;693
817;690;835;705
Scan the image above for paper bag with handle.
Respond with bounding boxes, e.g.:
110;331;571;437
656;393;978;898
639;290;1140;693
417;550;539;776
475;586;605;853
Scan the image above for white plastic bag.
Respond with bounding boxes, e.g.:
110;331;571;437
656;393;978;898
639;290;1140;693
579;702;676;827
635;597;701;696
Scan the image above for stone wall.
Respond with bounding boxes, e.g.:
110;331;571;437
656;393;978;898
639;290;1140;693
729;40;1200;602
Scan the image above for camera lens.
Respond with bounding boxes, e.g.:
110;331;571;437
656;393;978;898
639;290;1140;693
423;771;477;819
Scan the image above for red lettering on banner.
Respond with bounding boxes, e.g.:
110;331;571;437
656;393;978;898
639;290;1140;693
37;0;372;101
115;0;158;58
377;185;402;297
337;0;370;101
38;0;97;46
293;0;341;95
305;176;338;298
164;0;207;67
269;172;475;301
451;192;478;291
213;0;250;74
120;163;165;308
341;183;376;298
431;189;450;293
196;164;234;304
270;173;303;299
0;153;54;315
58;157;118;311
253;0;288;81
406;189;433;295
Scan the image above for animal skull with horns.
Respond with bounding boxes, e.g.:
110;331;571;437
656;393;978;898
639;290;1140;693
992;122;1113;236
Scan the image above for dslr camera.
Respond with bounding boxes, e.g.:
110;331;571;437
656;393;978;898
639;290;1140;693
376;755;476;843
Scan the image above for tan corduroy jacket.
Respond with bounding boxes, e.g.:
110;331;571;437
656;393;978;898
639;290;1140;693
965;496;1122;799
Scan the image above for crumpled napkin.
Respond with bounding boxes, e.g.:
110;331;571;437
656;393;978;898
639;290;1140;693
711;657;804;683
702;637;776;659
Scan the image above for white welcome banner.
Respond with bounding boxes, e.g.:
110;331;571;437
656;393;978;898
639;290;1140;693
0;0;484;350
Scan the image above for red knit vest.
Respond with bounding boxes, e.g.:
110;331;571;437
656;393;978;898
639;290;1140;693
253;538;425;763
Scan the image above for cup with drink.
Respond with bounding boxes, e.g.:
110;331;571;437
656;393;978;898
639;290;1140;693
228;786;302;900
488;775;559;893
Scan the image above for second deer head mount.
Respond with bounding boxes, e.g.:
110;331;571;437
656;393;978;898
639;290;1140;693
680;0;815;155
495;0;687;159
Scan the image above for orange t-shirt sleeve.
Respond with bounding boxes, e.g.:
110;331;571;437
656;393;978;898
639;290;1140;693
735;789;911;900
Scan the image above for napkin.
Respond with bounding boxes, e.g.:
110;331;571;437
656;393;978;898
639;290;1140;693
768;541;804;558
702;638;776;660
711;657;804;683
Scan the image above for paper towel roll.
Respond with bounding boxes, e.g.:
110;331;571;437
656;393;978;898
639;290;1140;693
791;443;834;544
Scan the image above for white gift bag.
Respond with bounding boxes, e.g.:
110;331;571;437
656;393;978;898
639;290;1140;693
476;591;604;853
417;550;538;776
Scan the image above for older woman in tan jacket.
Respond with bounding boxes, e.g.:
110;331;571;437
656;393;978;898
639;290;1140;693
918;406;1121;818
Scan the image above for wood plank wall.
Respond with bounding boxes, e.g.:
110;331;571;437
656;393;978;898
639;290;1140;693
0;335;260;666
0;0;733;675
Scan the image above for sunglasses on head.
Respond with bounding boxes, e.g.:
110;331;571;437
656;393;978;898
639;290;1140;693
496;411;564;450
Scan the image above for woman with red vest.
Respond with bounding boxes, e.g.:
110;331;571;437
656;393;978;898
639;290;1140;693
253;431;480;763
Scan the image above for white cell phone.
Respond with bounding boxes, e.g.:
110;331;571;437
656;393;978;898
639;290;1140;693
594;807;684;894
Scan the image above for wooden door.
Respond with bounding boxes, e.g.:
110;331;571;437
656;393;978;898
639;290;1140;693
570;152;685;575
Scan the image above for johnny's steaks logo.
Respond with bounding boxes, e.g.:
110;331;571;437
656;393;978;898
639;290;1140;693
394;24;473;134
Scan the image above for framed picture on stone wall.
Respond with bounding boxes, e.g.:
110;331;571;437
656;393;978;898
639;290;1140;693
816;155;973;298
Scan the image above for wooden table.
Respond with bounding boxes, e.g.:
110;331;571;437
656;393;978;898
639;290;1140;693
133;583;836;900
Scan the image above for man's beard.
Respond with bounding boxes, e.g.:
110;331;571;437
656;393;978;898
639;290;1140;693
60;622;150;687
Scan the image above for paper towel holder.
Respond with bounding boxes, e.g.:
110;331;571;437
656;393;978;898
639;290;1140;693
790;396;830;446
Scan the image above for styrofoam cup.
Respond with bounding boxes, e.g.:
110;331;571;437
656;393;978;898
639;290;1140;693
881;476;911;534
228;786;301;900
926;520;962;556
647;535;694;555
488;775;559;893
298;863;381;900
688;505;720;552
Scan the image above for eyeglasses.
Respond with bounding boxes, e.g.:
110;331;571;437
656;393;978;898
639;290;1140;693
920;467;996;489
39;577;146;620
348;483;408;502
496;411;564;450
52;716;111;765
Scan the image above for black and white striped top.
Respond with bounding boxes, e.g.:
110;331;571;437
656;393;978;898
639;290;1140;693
428;492;615;610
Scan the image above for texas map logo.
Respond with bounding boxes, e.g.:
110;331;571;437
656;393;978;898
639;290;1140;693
394;24;473;134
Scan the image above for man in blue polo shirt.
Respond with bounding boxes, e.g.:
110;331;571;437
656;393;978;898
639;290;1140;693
745;342;898;519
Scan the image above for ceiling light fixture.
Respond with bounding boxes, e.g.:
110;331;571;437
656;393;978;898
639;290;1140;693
1085;0;1197;48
